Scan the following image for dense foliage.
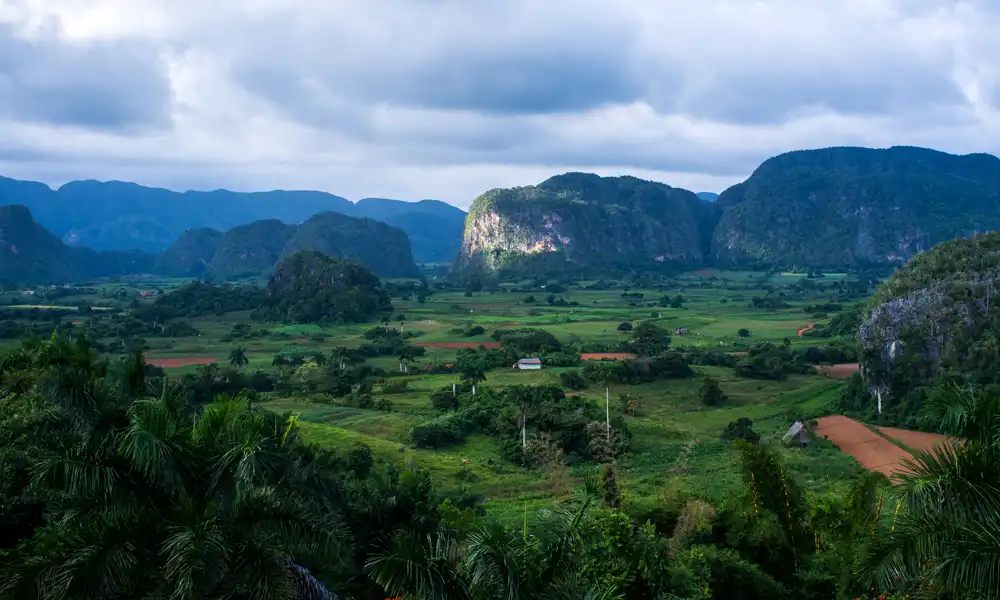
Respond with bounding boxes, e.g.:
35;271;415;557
454;173;717;276
0;205;156;285
2;335;996;599
847;233;1000;428
714;146;1000;269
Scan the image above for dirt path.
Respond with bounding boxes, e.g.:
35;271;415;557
813;415;915;478
797;322;815;336
416;341;502;349
146;356;219;368
875;426;953;453
815;363;860;379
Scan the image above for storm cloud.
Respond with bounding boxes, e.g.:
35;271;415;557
1;0;999;206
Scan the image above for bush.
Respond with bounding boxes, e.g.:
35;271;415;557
617;322;633;332
559;370;588;390
699;376;727;407
737;328;751;338
722;418;760;445
410;413;471;448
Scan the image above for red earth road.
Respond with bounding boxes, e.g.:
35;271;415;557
813;415;915;478
815;363;860;379
797;322;815;336
146;356;219;368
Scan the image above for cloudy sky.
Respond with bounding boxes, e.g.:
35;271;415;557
1;0;998;208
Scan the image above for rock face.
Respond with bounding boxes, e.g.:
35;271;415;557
455;173;717;275
712;146;1000;269
158;214;420;280
857;233;1000;423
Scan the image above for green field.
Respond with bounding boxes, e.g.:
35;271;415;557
6;269;858;517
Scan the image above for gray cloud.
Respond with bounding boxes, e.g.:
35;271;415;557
2;0;1000;206
0;23;172;131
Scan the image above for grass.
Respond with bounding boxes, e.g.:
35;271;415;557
13;269;873;515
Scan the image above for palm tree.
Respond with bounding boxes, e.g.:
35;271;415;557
365;482;620;600
398;346;418;374
331;346;351;371
862;384;1000;600
2;354;347;600
229;346;249;368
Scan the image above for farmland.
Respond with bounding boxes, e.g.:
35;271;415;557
0;269;893;516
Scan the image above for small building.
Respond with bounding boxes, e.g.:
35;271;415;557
782;421;811;447
513;358;543;370
21;290;35;296
139;291;155;297
675;328;688;335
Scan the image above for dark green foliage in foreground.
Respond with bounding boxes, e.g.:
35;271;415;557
4;337;996;599
699;376;728;406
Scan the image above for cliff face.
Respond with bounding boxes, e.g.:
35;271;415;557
712;146;1000;269
454;173;717;275
857;233;1000;423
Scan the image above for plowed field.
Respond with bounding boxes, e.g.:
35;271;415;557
813;415;915;478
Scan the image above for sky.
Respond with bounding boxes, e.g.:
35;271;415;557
1;0;999;209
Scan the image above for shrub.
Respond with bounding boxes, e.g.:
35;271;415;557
737;328;751;338
699;377;727;407
559;370;588;390
722;418;760;445
617;322;633;332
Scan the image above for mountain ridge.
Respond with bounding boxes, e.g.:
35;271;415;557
0;176;466;263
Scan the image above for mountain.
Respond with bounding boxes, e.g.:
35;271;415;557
0;176;466;263
0;205;156;286
454;173;717;275
354;198;466;264
158;213;420;280
848;233;1000;428
712;146;1000;269
695;192;719;201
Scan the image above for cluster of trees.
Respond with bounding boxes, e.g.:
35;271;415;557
0;335;997;599
413;384;631;465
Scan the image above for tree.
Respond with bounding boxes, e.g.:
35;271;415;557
600;464;621;509
722;417;760;444
457;355;488;387
228;346;249;368
0;382;346;598
331;345;351;371
669;295;685;309
738;328;751;338
629;322;671;356
862;385;1000;600
398;345;419;373
699;376;727;407
617;322;633;332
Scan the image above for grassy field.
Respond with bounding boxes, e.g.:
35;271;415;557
4;270;868;516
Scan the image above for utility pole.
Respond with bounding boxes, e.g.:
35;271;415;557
606;387;611;441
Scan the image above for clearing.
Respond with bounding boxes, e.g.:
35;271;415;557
813;415;914;478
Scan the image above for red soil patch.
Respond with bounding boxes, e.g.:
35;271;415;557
814;415;915;478
797;322;815;336
71;321;83;326
815;363;860;379
146;356;219;368
295;338;310;342
875;426;954;454
690;268;718;276
580;353;636;361
416;341;502;349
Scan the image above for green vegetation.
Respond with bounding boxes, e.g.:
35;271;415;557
713;146;1000;269
8;266;996;599
843;232;1000;429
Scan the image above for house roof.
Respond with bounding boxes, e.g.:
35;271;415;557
518;358;542;364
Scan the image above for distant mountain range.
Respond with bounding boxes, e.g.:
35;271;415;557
695;192;719;201
0;206;419;286
455;146;1000;275
0;177;466;264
